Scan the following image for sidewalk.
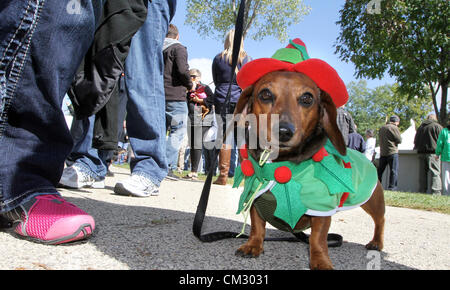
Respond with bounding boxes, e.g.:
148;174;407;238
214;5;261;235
1;165;449;270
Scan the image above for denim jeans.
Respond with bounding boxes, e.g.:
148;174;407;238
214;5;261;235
165;101;188;171
124;0;174;186
66;115;107;180
0;0;103;213
66;73;128;179
377;153;399;190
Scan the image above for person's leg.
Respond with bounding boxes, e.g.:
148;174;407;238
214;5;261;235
388;153;399;190
417;154;428;193
442;161;450;196
213;107;232;185
114;0;171;197
377;156;387;182
190;125;203;173
0;0;102;243
165;101;188;171
60;115;107;188
427;154;442;195
228;146;237;177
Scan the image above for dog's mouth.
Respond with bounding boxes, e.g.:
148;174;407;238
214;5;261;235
265;139;299;154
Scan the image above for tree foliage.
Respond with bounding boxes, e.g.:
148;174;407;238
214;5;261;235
335;0;449;125
184;0;311;41
346;80;433;136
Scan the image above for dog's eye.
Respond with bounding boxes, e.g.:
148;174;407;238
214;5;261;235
298;92;314;107
258;89;274;103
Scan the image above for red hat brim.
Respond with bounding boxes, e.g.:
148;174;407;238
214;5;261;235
236;58;348;108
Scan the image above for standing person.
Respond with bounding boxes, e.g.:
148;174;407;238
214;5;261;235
212;29;251;185
114;0;178;197
163;24;193;180
0;0;104;244
184;69;214;180
364;129;376;161
336;105;356;146
378;115;402;190
435;120;450;196
59;0;149;189
414;114;443;195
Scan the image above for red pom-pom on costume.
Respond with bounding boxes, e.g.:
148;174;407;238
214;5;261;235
241;159;255;177
343;161;352;168
312;147;328;162
239;144;248;159
274;166;292;184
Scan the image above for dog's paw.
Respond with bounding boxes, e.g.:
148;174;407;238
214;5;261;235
235;244;264;258
309;260;334;270
365;240;383;251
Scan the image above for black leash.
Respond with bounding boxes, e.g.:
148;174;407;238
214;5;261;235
192;0;342;248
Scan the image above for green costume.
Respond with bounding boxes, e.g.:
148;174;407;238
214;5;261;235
233;140;378;232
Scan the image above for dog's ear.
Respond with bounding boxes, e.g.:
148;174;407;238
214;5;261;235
234;85;254;116
320;90;347;156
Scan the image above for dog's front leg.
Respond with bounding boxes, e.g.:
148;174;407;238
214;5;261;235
236;206;266;258
309;216;333;270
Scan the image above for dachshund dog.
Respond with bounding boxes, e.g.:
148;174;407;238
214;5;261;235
233;71;385;270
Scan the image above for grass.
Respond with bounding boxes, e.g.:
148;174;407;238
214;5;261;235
112;164;450;214
383;190;450;215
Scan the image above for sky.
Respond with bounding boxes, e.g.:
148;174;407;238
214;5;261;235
171;0;396;90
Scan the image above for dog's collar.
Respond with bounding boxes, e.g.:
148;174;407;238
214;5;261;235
234;139;354;229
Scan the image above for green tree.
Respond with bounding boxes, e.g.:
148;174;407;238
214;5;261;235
185;0;311;41
335;0;449;125
346;80;433;136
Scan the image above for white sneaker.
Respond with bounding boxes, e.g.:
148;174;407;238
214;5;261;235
59;164;105;189
114;174;159;197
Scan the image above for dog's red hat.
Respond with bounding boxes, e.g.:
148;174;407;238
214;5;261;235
236;38;348;108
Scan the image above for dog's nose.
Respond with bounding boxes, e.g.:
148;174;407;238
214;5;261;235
278;122;295;142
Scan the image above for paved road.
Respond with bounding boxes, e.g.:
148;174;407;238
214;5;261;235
1;166;449;270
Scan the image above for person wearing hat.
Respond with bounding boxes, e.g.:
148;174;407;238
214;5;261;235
377;115;402;190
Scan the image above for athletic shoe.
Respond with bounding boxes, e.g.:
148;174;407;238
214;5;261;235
165;170;180;181
59;164;105;189
1;194;95;244
114;174;159;197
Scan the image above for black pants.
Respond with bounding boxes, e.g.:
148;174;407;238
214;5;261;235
377;153;399;190
188;125;209;172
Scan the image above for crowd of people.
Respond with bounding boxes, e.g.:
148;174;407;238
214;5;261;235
0;0;448;248
338;109;449;196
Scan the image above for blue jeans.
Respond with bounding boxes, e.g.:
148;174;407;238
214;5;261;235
165;101;188;171
66;115;107;180
67;73;128;179
125;0;174;186
0;0;103;213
